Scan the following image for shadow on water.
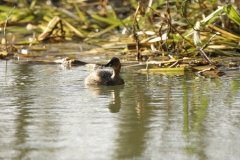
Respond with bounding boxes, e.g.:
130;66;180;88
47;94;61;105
86;72;154;159
113;73;156;159
181;74;240;159
6;63;36;159
113;71;240;159
182;75;210;159
5;63;61;159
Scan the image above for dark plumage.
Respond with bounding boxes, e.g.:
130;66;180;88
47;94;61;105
85;57;124;85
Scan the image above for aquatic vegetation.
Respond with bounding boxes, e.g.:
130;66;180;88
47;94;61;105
0;0;240;77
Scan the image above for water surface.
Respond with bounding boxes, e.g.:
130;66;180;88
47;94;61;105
0;59;240;160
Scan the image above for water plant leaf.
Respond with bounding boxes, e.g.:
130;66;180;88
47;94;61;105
184;6;224;37
0;5;22;13
224;4;240;26
61;18;85;38
0;51;8;56
196;67;225;78
193;21;201;47
212;49;240;56
73;3;87;22
201;6;223;24
140;67;185;75
151;0;165;10
90;13;121;25
192;65;215;71
206;24;240;41
88;23;119;38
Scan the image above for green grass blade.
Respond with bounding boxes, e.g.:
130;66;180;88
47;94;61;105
224;4;240;26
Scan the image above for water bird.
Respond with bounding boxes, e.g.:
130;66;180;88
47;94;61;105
85;57;124;85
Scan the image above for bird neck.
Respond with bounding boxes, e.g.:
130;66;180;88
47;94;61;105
111;68;120;78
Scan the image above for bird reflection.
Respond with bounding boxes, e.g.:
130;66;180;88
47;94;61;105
85;85;124;113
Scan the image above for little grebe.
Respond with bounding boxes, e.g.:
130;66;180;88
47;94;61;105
85;57;124;85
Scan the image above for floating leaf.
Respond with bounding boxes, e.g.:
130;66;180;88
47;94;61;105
0;51;8;56
140;67;185;75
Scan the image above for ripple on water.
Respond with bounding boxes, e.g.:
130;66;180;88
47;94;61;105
1;61;240;159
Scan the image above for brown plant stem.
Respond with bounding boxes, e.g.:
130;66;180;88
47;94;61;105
4;6;15;52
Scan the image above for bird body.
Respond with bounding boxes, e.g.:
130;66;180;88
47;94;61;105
85;57;124;85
